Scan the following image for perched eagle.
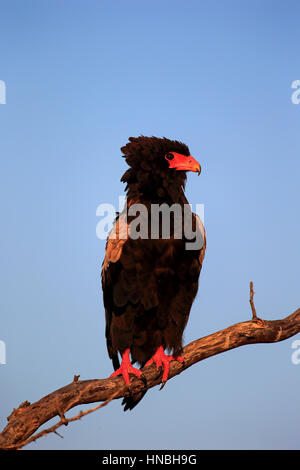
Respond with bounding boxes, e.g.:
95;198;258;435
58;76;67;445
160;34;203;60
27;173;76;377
101;136;206;410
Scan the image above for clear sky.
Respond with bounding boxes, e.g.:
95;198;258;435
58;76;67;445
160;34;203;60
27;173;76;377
0;0;300;450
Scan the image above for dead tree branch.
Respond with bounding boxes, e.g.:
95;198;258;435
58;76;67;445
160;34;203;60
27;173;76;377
1;284;299;450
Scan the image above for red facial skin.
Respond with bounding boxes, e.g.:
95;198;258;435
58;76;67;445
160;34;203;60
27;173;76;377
165;152;201;175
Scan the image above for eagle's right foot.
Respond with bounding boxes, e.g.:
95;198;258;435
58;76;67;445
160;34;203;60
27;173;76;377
110;348;143;386
145;345;184;387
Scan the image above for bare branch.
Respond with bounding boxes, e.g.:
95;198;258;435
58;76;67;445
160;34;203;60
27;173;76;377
249;281;258;320
1;300;300;450
3;390;120;450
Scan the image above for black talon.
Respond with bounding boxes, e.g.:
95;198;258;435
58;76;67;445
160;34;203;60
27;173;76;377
159;380;166;391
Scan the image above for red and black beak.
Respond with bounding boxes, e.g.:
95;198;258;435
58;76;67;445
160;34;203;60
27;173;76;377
165;152;201;175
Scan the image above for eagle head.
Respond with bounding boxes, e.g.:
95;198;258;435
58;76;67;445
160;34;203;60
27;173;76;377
120;136;201;202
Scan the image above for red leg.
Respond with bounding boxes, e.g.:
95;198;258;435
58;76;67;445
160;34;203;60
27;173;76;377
145;346;184;387
110;348;143;385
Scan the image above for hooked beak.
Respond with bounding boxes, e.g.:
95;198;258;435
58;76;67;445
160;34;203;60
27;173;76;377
165;152;201;175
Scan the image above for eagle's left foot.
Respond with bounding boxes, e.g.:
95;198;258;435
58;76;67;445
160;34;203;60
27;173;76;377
145;346;184;388
110;348;143;386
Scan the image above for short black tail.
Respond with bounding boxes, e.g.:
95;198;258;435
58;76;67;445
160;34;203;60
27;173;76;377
122;390;147;411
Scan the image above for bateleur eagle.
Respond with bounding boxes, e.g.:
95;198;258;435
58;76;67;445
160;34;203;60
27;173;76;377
101;136;206;410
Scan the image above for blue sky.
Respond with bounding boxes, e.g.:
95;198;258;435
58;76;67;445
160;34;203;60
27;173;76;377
0;0;300;449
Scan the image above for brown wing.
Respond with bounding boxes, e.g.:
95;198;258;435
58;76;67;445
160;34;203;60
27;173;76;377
101;212;130;369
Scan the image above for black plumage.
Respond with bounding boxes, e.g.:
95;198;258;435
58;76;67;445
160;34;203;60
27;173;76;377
101;136;206;410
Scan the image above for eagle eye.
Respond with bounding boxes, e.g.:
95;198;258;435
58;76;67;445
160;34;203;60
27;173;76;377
165;153;174;161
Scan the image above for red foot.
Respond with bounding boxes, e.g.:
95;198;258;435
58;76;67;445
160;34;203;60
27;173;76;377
110;348;142;385
145;346;184;385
